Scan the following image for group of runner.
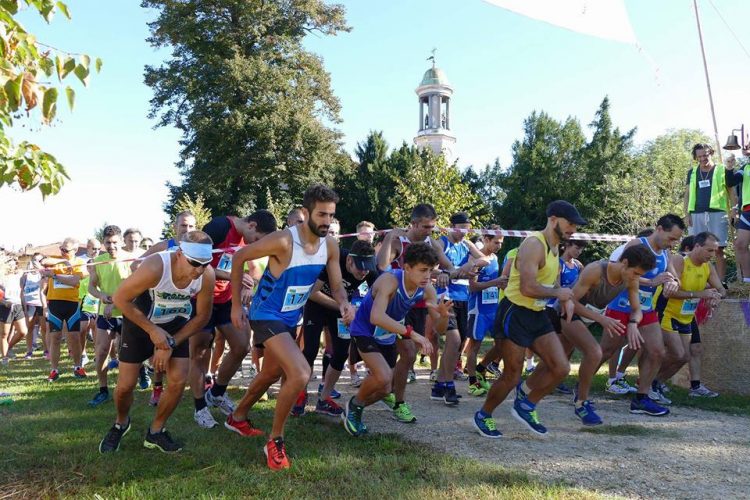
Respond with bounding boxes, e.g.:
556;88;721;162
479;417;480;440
0;149;734;469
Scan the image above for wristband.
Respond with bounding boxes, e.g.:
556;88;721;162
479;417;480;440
402;325;413;339
628;319;638;324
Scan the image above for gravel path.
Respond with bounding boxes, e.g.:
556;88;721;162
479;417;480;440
237;362;750;500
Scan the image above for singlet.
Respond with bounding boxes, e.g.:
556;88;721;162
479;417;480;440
504;232;559;311
0;273;23;304
469;254;499;316
79;276;100;314
93;253;132;317
607;238;668;313
250;226;328;328
548;257;582;308
204;216;245;304
132;252;203;329
663;255;710;324
350;269;426;345
437;236;471;301
580;260;627;309
22;271;43;307
46;256;87;302
498;247;518;302
390;235;430;308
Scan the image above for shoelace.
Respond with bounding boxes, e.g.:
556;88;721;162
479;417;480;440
528;410;541;425
271;439;286;463
482;417;497;432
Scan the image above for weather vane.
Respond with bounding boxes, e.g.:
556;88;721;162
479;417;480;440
427;47;437;67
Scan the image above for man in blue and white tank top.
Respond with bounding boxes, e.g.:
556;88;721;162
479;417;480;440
98;232;216;455
342;242;450;437
226;185;355;471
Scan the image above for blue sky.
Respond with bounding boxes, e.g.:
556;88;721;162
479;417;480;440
2;0;749;248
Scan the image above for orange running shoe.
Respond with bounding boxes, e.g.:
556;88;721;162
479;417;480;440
225;414;264;437
73;367;88;378
264;437;291;470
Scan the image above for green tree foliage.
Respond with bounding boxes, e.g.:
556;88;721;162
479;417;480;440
143;0;351;217
462;158;505;224
0;0;100;197
162;193;212;238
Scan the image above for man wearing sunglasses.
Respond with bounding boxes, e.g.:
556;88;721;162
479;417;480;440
99;231;215;454
40;238;88;382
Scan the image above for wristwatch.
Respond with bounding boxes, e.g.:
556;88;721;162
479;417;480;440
402;325;413;338
167;336;176;349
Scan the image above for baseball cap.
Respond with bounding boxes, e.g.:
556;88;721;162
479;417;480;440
546;200;587;226
349;252;378;273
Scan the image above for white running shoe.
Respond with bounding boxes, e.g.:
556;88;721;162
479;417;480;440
350;372;362;388
689;384;719;398
605;379;630;395
429;370;438;382
648;389;672;405
194;407;218;429
407;370;417;384
205;390;236;416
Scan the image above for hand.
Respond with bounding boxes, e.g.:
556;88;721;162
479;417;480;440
458;262;479;278
103;303;114;319
555;288;574;302
436;273;450;289
662;280;679;296
152;347;172;373
231;304;248;330
562;299;574;323
599;315;626;337
498;276;509;290
340;302;355;325
149;327;172;351
39;269;53;278
241;287;253;306
412;332;433;356
626;323;643;350
241;274;255;290
702;289;722;301
428;299;453;319
104;294;114;304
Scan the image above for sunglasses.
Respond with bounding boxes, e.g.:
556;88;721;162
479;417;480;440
185;255;210;268
60;247;74;254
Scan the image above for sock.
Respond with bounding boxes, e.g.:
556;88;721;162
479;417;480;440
195;397;207;411
211;383;228;397
521;381;531;396
525;358;535;369
476;409;492;419
635;392;647;401
691;380;701;390
651;380;660;391
476;363;486;374
436;381;446;389
615;371;625;380
99;386;108;394
469;376;477;385
351;396;364;408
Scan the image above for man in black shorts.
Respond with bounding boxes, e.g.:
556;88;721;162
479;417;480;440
98;231;215;453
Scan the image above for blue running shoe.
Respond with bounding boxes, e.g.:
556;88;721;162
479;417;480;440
473;411;502;439
430;383;445;401
89;391;110;407
342;397;364;437
555;383;573;395
138;366;150;390
317;384;341;400
575;400;603;426
630;396;669;416
511;399;547;436
514;382;528;401
107;358;119;370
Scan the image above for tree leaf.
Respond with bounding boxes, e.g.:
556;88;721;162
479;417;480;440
55;54;63;81
55;1;70;19
0;1;19;15
65;85;74;111
61;56;75;79
3;73;22;110
73;64;89;86
41;87;58;123
80;54;90;69
95;57;102;73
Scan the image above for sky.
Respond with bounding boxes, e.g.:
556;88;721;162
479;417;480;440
2;0;749;249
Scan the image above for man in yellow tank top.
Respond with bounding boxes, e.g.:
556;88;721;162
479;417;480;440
655;231;724;391
474;201;587;438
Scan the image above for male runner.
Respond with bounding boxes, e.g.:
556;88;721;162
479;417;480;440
98;232;215;453
474;200;584;438
40;238;88;381
87;225;132;406
193;210;278;429
343;242;450;436
122;228;145;259
286;207;305;228
225;185;354;470
356;221;376;243
135;211;197;267
599;214;684;416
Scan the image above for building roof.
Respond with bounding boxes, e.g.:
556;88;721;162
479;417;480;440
420;66;450;87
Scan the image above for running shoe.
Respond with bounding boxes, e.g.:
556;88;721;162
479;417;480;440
290;390;307;417
107;358;119;370
317;384;341;400
225;414;264;437
138;366;150;389
574;400;603;426
407;369;417;384
1;357;8;367
476;373;491;391
23;352;33;360
99;418;131;453
88;391;110;407
689;384;719;398
81;354;90;366
443;385;460;406
194;407;218;428
430;383;445;401
47;369;59;382
657;382;671;394
342;397;365;437
73;367;88;378
315;397;343;417
149;386;163;407
468;382;488;397
617;378;638;393
453;369;468;381
511;399;547;436
555;383;573;395
350;372;362;388
514;381;528;401
630;396;669;416
380;392;396;410
264;437;291;470
473;411;502;439
429;370;438;382
486;361;502;378
392;402;417;423
144;428;182;453
648;389;672;406
205;389;236;415
605;379;631;395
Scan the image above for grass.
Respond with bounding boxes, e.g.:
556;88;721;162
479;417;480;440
0;354;602;499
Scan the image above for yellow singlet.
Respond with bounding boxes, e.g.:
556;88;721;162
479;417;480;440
504;232;559;311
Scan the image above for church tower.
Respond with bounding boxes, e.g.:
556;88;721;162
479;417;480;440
413;55;455;162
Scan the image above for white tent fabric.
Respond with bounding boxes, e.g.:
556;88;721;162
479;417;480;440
483;0;638;45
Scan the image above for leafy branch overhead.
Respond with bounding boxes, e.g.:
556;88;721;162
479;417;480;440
0;0;101;197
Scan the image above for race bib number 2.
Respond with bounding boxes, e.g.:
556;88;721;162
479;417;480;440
281;284;313;312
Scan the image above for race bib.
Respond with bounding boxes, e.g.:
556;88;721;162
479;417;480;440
481;287;499;305
281;284;313;312
374;318;404;343
698;179;710;189
82;295;99;309
357;281;369;297
337;318;351;340
533;285;555;308
680;298;700;316
638;290;654;309
217;252;233;272
151;291;193;324
53;275;74;289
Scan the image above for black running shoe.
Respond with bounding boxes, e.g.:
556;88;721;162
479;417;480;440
99;418;131;453
144;428;182;453
443;386;460;406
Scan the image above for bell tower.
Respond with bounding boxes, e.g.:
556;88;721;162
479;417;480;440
414;51;456;162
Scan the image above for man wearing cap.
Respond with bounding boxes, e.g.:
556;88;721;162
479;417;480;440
98;231;216;454
474;200;584;438
297;239;380;417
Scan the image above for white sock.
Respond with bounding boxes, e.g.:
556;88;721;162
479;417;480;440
526;358;535;369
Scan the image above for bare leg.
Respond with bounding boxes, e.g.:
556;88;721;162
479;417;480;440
150;358;190;432
392;338;416;401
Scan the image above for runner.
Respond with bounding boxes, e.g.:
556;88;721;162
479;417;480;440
473;200;585;438
599;214;684;416
0;259;26;365
87;225;132;407
466;226;504;397
20;253;48;358
343;242;450;436
98;232;215;453
225;185;354;470
135;212;197;268
194;209;278;429
40;238;88;381
653;231;724;397
285;207;305;228
122;228;145;259
79;239;102;366
297;239;379;417
356;221;376;243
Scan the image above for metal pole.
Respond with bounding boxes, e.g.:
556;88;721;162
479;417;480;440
693;0;723;162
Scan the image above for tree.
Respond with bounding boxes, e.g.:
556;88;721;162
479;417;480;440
161;193;212;238
0;0;100;197
462;158;505;224
143;0;351;218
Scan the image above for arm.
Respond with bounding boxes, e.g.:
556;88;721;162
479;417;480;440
308;279;340;312
683;172;691;225
324;239;354;323
725;164;744;188
88;265;110;303
376;229;400;272
19;274;28;311
424;285;450;334
498;257;513;290
517;238;571;301
706;264;726;298
468;275;504;292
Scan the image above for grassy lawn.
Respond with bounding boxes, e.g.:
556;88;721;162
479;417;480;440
1;354;599;499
